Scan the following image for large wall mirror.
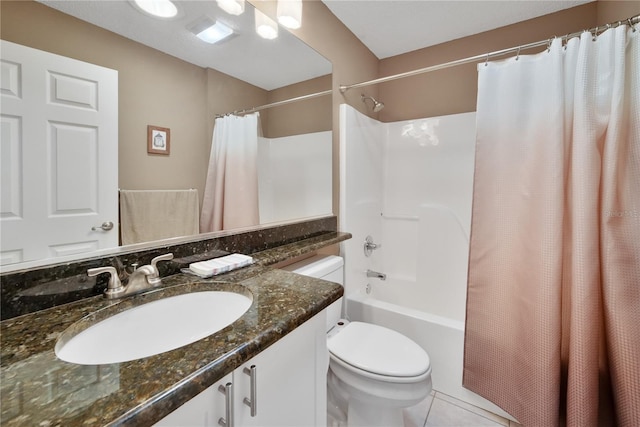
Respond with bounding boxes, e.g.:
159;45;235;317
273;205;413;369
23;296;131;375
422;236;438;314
0;0;332;271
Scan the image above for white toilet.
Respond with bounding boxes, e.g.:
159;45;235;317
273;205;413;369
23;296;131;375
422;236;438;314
285;255;432;427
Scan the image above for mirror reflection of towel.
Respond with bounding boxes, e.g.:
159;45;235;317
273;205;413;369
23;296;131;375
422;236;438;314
119;189;199;245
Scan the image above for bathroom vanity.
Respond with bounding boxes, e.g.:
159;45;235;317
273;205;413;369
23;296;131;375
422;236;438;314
0;221;350;426
155;308;326;427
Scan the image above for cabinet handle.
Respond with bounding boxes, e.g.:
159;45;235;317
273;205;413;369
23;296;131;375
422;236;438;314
218;382;234;427
243;365;257;417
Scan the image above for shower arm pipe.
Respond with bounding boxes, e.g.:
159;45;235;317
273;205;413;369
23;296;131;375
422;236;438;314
339;14;639;93
215;89;332;118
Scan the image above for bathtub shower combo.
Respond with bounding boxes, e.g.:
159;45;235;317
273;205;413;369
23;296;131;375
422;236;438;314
339;104;512;420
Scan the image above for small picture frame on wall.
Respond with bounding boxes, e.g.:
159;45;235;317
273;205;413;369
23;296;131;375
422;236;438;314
147;125;170;155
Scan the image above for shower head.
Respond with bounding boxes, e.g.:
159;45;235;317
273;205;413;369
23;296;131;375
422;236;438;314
361;94;385;112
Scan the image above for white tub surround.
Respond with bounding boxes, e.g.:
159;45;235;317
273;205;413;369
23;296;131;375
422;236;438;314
339;104;514;420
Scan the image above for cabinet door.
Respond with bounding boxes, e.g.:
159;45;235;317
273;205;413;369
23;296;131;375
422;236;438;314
235;312;327;427
154;310;328;427
154;373;232;426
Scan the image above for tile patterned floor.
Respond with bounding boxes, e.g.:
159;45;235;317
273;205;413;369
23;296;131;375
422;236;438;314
403;390;523;427
328;388;523;427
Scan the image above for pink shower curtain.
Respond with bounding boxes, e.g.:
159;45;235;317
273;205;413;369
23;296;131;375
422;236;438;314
200;113;260;232
464;25;639;426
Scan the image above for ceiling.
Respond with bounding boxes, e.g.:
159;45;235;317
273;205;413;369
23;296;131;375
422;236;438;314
38;0;331;91
38;1;594;90
321;0;594;59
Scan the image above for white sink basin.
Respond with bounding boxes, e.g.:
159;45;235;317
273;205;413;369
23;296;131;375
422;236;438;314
55;291;253;365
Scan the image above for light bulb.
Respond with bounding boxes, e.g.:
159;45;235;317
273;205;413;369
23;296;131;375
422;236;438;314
277;0;302;29
216;0;245;16
255;9;278;40
134;0;178;18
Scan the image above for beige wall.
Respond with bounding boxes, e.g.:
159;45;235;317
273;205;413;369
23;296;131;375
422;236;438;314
597;0;640;25
266;74;332;138
205;67;269;147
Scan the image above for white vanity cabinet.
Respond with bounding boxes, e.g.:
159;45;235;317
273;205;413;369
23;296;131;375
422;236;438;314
155;310;328;427
154;372;233;427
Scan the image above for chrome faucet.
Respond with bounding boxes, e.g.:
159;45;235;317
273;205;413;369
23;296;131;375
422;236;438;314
366;269;386;281
88;253;174;299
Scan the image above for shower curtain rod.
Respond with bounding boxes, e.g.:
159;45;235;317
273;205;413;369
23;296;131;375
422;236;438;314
340;14;639;93
215;89;332;118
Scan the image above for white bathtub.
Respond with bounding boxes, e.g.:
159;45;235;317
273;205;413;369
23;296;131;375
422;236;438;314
346;289;514;420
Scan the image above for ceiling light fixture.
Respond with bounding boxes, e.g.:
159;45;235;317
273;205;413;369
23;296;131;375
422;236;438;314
197;22;234;44
190;18;234;44
255;9;278;40
133;0;178;18
216;0;245;16
277;0;302;29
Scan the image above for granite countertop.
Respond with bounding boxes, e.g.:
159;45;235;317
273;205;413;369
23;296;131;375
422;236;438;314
0;233;349;426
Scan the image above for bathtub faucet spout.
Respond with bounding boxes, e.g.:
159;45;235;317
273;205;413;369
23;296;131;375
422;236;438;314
366;269;387;281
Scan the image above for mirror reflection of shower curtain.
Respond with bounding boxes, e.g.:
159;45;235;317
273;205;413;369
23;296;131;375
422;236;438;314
200;113;260;232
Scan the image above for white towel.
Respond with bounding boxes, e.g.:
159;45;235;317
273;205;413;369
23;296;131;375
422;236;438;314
189;254;254;277
120;189;200;245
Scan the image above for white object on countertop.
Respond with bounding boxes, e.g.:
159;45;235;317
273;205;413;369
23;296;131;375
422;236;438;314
188;253;254;277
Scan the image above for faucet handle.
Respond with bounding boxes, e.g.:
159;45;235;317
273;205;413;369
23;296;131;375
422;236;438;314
88;266;124;295
364;235;382;257
151;253;174;269
144;253;174;285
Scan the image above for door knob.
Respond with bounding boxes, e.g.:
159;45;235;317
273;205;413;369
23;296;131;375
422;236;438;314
91;221;114;231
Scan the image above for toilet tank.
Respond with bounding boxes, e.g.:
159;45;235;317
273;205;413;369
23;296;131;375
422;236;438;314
284;255;344;284
283;255;344;329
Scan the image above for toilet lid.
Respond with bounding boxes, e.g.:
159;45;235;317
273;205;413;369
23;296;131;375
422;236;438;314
327;321;430;377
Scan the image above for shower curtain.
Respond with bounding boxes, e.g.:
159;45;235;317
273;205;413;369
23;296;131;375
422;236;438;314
464;25;639;426
200;113;260;232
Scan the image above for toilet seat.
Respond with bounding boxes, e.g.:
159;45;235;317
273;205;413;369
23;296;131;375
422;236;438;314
329;353;432;384
328;321;431;382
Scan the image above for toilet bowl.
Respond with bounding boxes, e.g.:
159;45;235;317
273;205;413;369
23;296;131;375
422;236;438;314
284;255;432;427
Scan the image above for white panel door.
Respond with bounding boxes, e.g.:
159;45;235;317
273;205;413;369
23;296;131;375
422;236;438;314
0;40;118;265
